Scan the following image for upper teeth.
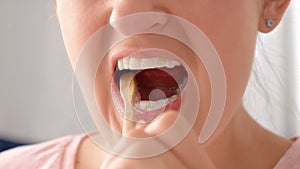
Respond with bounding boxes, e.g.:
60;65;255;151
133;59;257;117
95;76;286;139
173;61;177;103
117;57;181;70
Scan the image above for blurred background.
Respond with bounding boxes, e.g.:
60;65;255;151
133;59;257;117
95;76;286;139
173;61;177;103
0;0;299;151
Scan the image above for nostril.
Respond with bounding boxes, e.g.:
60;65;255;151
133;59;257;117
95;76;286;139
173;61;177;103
110;12;169;36
147;13;169;31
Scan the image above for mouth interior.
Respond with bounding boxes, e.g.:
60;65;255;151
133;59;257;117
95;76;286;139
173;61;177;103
114;65;188;102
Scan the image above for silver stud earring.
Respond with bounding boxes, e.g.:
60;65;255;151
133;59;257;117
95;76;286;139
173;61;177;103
267;19;274;28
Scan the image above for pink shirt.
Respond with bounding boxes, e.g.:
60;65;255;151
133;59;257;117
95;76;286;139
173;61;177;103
0;134;87;169
0;134;299;169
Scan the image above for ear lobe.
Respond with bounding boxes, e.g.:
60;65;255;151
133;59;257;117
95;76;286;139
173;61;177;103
258;0;291;33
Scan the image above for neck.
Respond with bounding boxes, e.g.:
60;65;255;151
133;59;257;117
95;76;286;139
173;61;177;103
207;105;292;169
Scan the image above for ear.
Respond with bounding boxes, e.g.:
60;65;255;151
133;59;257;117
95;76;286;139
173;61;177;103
259;0;291;33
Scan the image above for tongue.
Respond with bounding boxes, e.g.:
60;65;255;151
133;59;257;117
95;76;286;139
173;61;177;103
135;66;187;100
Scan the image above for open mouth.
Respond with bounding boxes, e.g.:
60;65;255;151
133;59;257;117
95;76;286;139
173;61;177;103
113;50;188;122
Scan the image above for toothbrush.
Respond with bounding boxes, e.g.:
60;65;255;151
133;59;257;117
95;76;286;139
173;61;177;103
119;73;137;135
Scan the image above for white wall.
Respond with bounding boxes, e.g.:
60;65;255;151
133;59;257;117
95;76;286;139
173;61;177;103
0;0;299;142
244;0;300;138
0;0;83;142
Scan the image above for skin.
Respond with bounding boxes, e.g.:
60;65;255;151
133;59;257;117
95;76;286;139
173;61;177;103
55;0;292;168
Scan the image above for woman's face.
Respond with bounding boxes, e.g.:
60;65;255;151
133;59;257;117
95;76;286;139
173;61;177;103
56;0;262;142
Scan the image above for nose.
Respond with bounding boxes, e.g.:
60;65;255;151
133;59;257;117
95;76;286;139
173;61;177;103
108;0;169;35
109;0;169;22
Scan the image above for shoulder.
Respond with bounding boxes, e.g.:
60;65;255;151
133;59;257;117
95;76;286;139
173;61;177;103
0;134;87;169
274;138;300;169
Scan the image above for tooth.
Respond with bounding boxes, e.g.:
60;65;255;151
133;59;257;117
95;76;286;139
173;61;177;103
149;100;161;110
165;59;181;68
179;84;184;90
149;99;164;110
161;98;168;106
166;61;175;68
129;57;141;70
137;101;147;110
123;57;129;69
169;95;178;102
117;57;181;70
118;60;124;70
141;58;155;69
137;97;173;111
166;60;180;68
154;58;165;68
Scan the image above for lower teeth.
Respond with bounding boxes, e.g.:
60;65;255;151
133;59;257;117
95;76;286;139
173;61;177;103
135;95;178;111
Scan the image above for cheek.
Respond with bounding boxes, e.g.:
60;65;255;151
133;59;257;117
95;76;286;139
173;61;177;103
56;1;111;67
95;58;123;132
184;0;259;141
211;11;257;115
